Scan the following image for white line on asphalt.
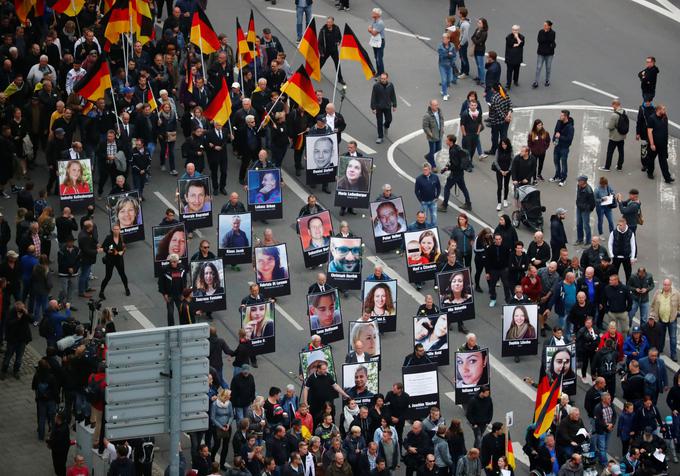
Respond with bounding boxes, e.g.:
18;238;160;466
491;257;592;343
571;81;619;99
398;96;412;108
276;305;304;331
123;305;155;329
657;0;680;14
153;190;203;238
629;0;680;23
342;133;377;155
265;7;431;41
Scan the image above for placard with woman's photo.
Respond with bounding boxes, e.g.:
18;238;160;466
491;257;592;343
362;279;398;332
334;156;373;209
190;258;227;312
107;191;144;242
437;268;475;322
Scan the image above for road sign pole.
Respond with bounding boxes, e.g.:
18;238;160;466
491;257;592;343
169;329;182;476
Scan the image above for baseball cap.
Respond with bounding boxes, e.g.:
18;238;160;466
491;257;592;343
241;364;252;372
315;114;327;123
577;175;588;182
122;87;134;94
231;82;241;89
631;326;641;333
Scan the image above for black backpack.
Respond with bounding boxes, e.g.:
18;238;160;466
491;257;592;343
85;374;104;403
38;314;54;338
615;111;630;135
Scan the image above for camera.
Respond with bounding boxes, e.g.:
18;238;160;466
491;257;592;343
88;299;102;312
111;307;119;316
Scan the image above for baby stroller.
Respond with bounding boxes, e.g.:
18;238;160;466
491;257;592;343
511;185;545;232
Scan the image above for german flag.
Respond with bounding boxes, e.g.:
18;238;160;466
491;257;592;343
339;23;376;80
73;55;113;102
283;66;319;118
82;100;94;116
203;77;232;127
190;7;220;54
146;88;157;112
102;0;129;47
532;374;562;438
47;0;84;16
131;0;155;45
293;133;304;151
506;432;516;470
15;0;36;22
101;0;114;13
246;10;259;60
185;68;194;94
299;18;320;81
236;18;252;67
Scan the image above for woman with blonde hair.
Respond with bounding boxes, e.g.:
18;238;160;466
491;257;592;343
37;206;55;259
210;388;234;470
247;396;268;438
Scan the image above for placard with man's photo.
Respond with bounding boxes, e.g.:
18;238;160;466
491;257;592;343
305;133;338;184
297;210;333;268
217;213;252;264
177;176;213;229
369;198;407;252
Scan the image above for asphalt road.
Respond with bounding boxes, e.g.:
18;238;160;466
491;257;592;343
13;0;680;473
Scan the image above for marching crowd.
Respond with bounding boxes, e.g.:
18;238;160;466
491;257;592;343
0;1;678;476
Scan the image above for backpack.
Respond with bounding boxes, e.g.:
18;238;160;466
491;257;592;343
598;350;617;376
615;111;630;135
85;374;104;403
38;314;54;338
36;381;50;400
139;439;155;464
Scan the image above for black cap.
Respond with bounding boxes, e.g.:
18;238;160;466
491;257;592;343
315;114;326;123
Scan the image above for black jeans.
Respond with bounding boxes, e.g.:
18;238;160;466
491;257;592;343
320;51;344;83
209;155;228;190
100;258;129;294
443;174;471;204
487;269;512;302
535;152;546;176
474;253;485;288
506;63;521;85
605;140;624;169
166;295;182;326
646;146;671;180
489;123;509;154
375;108;392;138
612;257;632;282
495;171;511;202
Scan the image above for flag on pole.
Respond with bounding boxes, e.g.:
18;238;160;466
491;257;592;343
203;77;233;126
299;18;320;81
185;68;194;94
73;55;113;102
282;66;320;118
339;23;376;80
532;374;563;438
146;89;157;111
47;0;84;16
14;0;36;22
236;18;252;67
247;10;260;60
131;0;155;45
101;0;130;47
101;0;114;13
190;7;221;54
506;432;516;470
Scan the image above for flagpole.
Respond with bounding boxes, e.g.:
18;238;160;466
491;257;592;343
122;35;129;86
331;60;341;104
198;24;207;80
256;81;290;133
239;53;244;90
108;61;121;135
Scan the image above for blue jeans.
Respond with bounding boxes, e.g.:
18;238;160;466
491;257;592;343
234;406;249;421
576;210;592;243
2;341;26;374
32;294;48;324
459;44;469;75
658;320;678;359
133;173;146;198
559;314;569;339
37;400;57;440
594;432;610;466
553;146;569;181
373;40;385;76
420;200;438;227
296;6;313;41
474;55;485;83
439;64;456;96
75;391;91;420
628;300;650;326
78;263;93;295
426;140;442;168
534;55;553;83
596;205;614;235
146;142;155;159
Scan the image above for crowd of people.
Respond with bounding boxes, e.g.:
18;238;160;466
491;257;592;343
0;1;677;476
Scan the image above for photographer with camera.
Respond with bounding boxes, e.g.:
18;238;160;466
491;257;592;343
44;299;72;347
1;300;31;380
98;224;130;300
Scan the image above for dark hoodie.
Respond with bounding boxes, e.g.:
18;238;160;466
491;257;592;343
554;117;574;148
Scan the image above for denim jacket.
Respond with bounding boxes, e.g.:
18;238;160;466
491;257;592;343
437;43;457;67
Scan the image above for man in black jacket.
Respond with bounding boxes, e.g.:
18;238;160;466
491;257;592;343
57;236;80;306
484;234;512;306
231;365;256;420
384;383;409;446
403;421;432;476
480;422;506;472
370;73;397;144
527;230;551;269
580;237;609;270
466;386;493;448
209;326;234;388
0;301;31;378
549;208;568;261
575;175;596;246
319;17;344;84
206;122;231;195
602;274;632;334
77;220;99;298
439;134;472;211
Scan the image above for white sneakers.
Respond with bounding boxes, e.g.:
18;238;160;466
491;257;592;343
496;203;502;211
503;200;508;208
443;95;449;101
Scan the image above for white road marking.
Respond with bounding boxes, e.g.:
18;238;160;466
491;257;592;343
276;305;304;331
486;52;526;67
629;0;680;23
342;133;377;155
153;190;203;238
265;7;430;40
398;96;412;108
571;81;619;99
123;305;155;329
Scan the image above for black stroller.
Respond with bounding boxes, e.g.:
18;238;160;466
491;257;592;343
511;185;545;231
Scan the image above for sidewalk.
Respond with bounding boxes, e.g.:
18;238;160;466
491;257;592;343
0;343;73;474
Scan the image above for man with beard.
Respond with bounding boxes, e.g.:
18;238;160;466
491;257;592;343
328;238;361;273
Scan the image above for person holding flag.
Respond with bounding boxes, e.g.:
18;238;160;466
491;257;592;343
318;17;344;85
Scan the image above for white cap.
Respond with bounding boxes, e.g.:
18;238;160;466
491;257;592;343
231;82;241;89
